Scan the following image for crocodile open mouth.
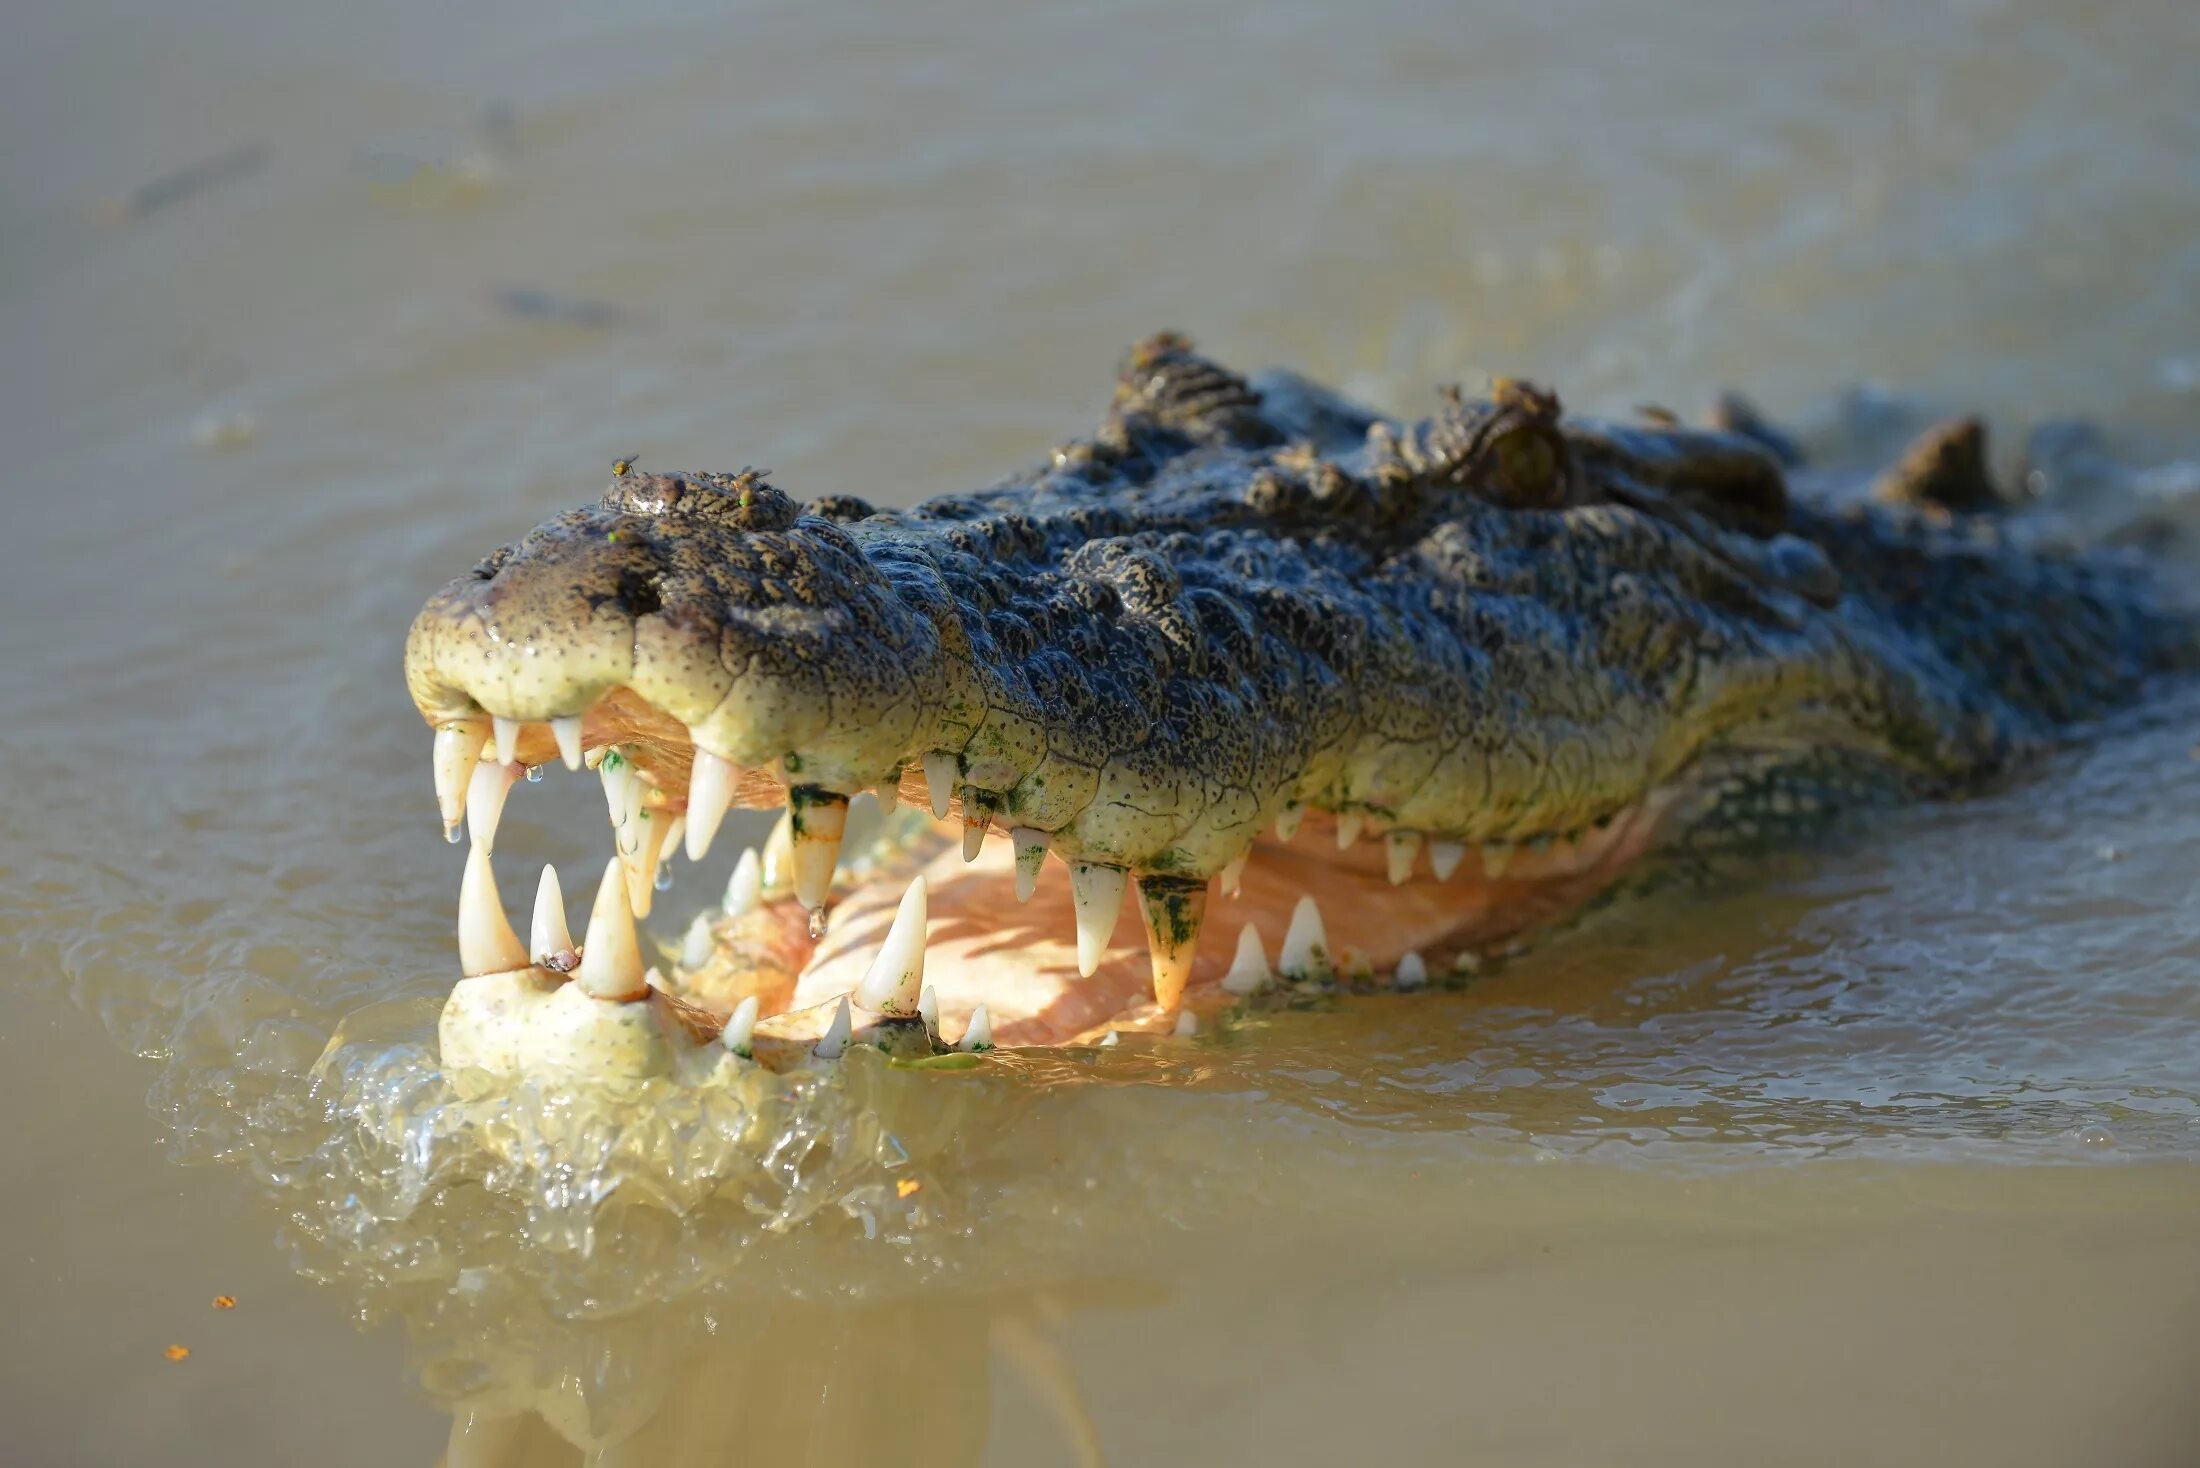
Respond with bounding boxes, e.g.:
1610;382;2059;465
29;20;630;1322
430;699;1668;1084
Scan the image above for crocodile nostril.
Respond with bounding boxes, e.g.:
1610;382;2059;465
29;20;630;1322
616;571;664;618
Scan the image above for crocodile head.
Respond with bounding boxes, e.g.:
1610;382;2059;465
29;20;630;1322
404;336;2172;1082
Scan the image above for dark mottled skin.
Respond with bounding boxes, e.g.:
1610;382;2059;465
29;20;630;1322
407;336;2193;890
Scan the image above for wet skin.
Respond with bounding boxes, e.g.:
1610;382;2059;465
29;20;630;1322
404;336;2194;1079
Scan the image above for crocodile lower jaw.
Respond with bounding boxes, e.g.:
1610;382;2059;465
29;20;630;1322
432;693;1667;1090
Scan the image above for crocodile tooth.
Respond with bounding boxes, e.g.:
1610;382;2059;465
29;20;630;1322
1098;1029;1119;1048
1273;804;1304;842
1335;810;1364;848
1011;828;1049;903
958;1003;993;1052
918;984;940;1035
466;758;522;851
685;747;738;862
433;719;491;829
814;995;853;1059
680;909;715;969
458;844;530;977
620;806;671;918
1219;849;1248;898
491;716;523;767
922;752;958;820
1429;840;1468;881
1221;920;1271;995
1386;829;1423;885
1279;894;1329;978
621;772;650;857
660;816;686;876
577;859;649;1000
874;776;901;814
1174;1010;1199;1037
550;716;584;771
722;847;763;917
759;810;794;898
853;876;927;1015
600;751;634;846
959;787;992;861
1069;862;1128;977
789;790;849;912
530;864;572;963
1481;841;1515;879
722;995;759;1057
1395;951;1429;989
1136;876;1208;1011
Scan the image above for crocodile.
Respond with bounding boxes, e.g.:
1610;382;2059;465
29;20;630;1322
403;335;2191;1084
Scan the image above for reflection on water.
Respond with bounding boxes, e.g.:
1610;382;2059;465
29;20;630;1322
4;0;2200;1461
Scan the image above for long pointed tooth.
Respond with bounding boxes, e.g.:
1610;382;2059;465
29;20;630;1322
1279;894;1329;978
723;847;763;917
1219;849;1248;898
1273;804;1304;842
432;719;491;828
576;858;649;1000
874;778;901;814
1136;875;1208;1011
1481;841;1515;880
960;787;992;861
789;790;849;912
918;984;939;1035
620;807;671;919
1011;828;1048;902
1335;810;1364;848
922;752;958;820
1221;920;1271;995
685;747;738;862
1395;951;1429;989
621;772;650;856
551;716;584;771
759;810;794;897
1429;840;1468;881
853;876;927;1015
530;864;572;962
721;995;759;1057
458;844;530;977
1386;829;1423;885
1069;863;1128;977
491;716;523;767
814;995;853;1059
680;910;715;969
600;750;634;843
466;759;521;851
958;1003;993;1052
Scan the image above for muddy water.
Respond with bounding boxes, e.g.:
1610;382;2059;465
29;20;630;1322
5;0;2200;1463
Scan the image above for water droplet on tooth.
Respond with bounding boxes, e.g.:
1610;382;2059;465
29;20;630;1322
722;995;759;1057
1136;875;1208;1011
680;909;714;970
853;876;927;1015
1386;829;1423;885
788;789;848;912
432;719;490;829
551;716;584;771
685;746;737;862
466;759;521;852
491;716;523;768
815;995;853;1059
1221;920;1271;994
723;848;763;917
1481;841;1515;879
458;845;530;977
444;824;461;845
531;864;572;963
1429;841;1467;881
1219;849;1249;898
1279;894;1328;978
1273;804;1304;842
576;858;649;1000
958;1003;993;1052
1068;863;1127;977
807;906;827;939
922;751;958;821
1335;810;1364;848
1395;951;1428;989
1010;828;1048;902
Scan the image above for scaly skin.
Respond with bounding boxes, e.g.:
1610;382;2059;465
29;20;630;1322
405;336;2192;1078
